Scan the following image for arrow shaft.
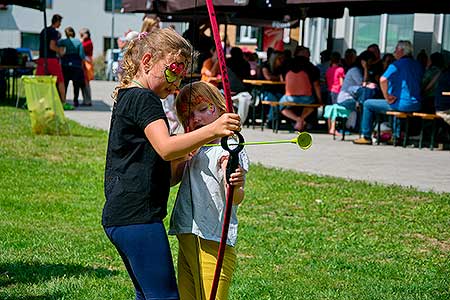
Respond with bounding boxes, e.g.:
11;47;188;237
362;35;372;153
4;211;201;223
205;140;294;147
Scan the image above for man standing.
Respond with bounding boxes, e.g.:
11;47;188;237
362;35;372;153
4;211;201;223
353;40;423;145
36;14;72;110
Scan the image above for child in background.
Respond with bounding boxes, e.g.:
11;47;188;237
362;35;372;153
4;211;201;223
326;51;345;104
170;81;249;300
102;29;241;300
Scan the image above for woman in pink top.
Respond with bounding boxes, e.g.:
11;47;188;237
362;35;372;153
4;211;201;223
326;52;345;104
279;56;316;131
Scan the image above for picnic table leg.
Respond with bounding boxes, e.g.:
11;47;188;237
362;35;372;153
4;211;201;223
403;117;409;148
430;119;436;150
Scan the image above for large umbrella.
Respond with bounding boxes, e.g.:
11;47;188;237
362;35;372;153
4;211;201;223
121;0;345;27
0;0;44;10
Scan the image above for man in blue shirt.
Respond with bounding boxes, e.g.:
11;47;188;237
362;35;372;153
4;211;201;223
354;40;423;145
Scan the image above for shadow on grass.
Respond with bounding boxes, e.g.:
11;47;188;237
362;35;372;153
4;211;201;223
0;261;118;288
0;293;65;300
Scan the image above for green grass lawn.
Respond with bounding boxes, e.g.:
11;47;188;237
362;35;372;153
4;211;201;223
1;106;449;300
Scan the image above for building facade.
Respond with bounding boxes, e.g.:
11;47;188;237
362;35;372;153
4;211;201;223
301;11;450;65
0;0;147;58
1;1;448;66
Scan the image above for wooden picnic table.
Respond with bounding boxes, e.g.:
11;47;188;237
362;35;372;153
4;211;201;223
243;79;285;86
242;79;285;129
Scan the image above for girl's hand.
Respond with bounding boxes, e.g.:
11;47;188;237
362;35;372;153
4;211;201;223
228;166;245;187
220;157;246;205
212;113;241;137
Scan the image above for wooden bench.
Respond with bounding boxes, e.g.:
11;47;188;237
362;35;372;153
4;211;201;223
384;111;412;147
377;111;442;149
412;112;441;150
260;101;323;133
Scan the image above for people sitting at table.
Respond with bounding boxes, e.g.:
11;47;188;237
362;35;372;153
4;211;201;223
258;51;285;125
434;67;450;126
323;50;375;135
243;50;258;78
421;52;446;113
278;56;316;131
382;53;396;71
353;40;423;145
358;44;384;105
316;49;331;105
342;48;357;72
226;47;251;81
325;51;345;104
228;67;252;124
58;26;86;107
200;45;220;86
226;47;253;124
294;46;322;105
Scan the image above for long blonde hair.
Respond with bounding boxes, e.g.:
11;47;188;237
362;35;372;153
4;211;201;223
112;28;193;100
175;81;227;129
141;17;160;33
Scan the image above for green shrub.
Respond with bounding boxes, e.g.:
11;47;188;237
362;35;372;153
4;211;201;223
93;54;106;80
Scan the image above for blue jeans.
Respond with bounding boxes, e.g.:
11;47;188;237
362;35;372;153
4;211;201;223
263;91;282;121
104;223;179;300
356;87;379;106
360;99;397;139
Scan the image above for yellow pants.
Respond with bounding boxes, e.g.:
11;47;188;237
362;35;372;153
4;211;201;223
177;234;236;300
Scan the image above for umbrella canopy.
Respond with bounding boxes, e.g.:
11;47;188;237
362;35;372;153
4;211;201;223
0;0;45;10
121;0;345;27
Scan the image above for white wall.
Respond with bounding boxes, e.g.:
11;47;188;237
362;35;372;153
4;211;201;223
0;2;145;58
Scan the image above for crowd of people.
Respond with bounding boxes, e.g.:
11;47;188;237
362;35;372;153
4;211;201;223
36;14;94;110
245;40;450;145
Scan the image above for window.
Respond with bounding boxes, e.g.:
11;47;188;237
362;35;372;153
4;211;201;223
105;0;122;12
353;16;381;54
21;32;40;57
103;37;119;53
443;15;450;65
46;0;53;9
236;26;258;44
385;15;414;53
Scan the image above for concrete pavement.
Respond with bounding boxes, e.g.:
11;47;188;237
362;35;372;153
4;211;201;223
64;80;450;193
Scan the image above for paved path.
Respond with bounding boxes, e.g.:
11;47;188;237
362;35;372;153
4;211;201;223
65;80;450;194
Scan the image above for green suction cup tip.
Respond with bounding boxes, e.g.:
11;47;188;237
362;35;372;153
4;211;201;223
296;132;312;150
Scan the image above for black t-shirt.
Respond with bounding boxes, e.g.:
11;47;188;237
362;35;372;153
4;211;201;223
102;87;170;227
39;26;60;59
367;60;384;84
226;57;251;81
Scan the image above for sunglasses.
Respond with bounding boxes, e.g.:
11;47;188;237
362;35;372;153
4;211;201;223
164;62;187;84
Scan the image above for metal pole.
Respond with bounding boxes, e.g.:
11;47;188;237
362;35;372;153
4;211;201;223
43;7;48;75
110;0;115;80
327;19;334;51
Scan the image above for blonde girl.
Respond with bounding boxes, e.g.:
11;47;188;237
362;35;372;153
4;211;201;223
170;81;248;300
102;29;241;300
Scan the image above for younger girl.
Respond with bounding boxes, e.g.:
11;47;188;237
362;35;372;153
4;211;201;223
170;81;249;300
102;29;241;300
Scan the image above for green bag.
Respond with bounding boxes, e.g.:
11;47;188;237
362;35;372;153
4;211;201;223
21;75;70;135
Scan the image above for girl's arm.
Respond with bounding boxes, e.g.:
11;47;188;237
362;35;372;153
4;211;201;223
220;157;246;205
170;150;197;186
170;156;187;187
145;113;240;161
